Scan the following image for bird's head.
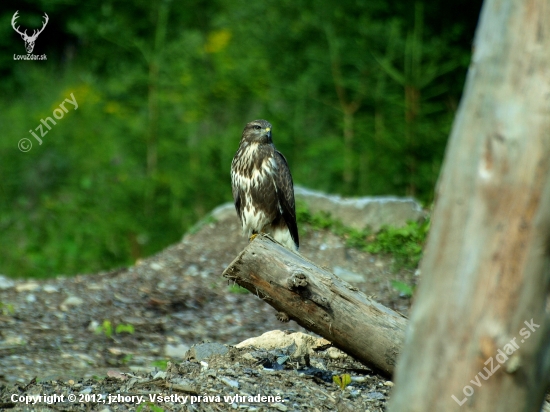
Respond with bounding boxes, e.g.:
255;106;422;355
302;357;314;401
241;119;273;144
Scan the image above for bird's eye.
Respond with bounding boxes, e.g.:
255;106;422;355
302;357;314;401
253;125;261;130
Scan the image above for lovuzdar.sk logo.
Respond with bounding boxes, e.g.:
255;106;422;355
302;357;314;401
12;10;48;61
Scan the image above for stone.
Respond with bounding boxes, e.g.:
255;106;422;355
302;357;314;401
366;391;385;400
333;266;364;282
294;185;425;231
201;186;424;233
236;330;331;357
60;296;84;311
150;262;163;271
185;342;228;361
15;282;40;292
164;343;190;358
0;276;15;290
220;376;239;388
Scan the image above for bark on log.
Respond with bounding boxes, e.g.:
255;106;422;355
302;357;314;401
388;1;550;411
222;234;407;377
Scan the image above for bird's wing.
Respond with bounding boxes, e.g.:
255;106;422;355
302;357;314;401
274;150;299;248
230;162;242;223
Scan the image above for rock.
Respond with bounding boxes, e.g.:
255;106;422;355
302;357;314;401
150;262;163;271
25;294;36;303
209;203;237;221
236;330;331;357
366;391;385;400
88;320;100;332
201;186;424;233
333;266;364;282
60;296;84;311
43;285;59;293
0;275;15;290
294;185;425;231
15;282;40;292
152;371;167;379
185;342;229;361
164;343;190;358
220;376;239;388
325;347;347;360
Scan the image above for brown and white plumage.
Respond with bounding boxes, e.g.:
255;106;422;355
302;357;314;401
231;119;299;251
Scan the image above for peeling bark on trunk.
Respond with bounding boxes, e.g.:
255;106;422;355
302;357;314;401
389;1;550;411
222;235;407;377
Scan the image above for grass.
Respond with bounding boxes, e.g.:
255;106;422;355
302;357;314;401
297;202;430;269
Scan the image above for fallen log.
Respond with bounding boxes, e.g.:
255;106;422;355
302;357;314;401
222;234;408;377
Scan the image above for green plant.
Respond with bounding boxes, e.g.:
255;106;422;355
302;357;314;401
298;204;429;269
95;320;135;339
391;280;415;298
121;354;134;365
115;323;135;334
228;284;249;294
365;219;430;268
151;359;169;370
333;373;352;390
95;320;113;339
137;403;165;412
0;301;15;315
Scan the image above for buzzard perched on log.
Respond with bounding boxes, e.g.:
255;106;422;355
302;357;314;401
231;119;299;251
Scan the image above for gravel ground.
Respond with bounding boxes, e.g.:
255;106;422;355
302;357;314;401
0;206;416;411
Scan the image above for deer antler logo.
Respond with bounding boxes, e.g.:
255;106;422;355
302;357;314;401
11;11;49;54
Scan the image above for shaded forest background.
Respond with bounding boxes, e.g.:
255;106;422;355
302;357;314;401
0;0;482;278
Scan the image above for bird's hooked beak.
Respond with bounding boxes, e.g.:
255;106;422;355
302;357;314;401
265;127;272;140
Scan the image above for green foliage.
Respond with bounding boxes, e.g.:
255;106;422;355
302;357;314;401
333;373;352;390
95;320;135;339
296;202;349;237
121;354;133;365
228;284;249;294
115;323;135;335
391;280;415;298
137;403;165;412
365;220;430;268
0;0;480;278
298;205;429;269
0;301;15;315
151;359;169;370
95;320;114;339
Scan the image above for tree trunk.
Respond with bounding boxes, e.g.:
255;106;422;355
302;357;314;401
389;1;550;411
222;235;407;377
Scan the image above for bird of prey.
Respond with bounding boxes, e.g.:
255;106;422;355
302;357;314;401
231;119;299;251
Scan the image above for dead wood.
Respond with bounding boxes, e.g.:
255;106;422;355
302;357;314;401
222;234;407;377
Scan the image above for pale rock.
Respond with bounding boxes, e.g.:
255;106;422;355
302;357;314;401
164;343;190;358
60;296;84;311
325;347;347;359
16;282;40;292
236;330;331;357
220;376;239;388
333;266;364;282
294;185;425;231
0;276;15;290
150;262;163;271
